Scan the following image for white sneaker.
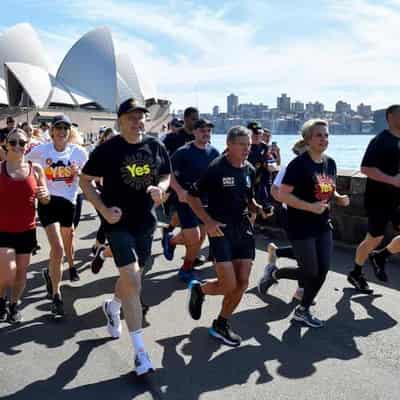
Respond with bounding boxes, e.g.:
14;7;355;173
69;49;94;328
102;299;122;339
135;351;154;376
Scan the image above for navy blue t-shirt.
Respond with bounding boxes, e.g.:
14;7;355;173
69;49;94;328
282;151;337;240
172;142;220;193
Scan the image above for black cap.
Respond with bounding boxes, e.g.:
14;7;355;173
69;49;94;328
194;118;214;130
52;114;72;127
117;98;149;117
6;116;15;124
170;117;183;128
247;121;262;131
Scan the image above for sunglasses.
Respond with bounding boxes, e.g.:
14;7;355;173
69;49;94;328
8;139;28;147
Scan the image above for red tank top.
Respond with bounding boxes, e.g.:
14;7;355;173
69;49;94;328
0;161;37;232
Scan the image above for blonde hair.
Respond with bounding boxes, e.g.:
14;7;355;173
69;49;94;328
68;127;84;145
292;139;307;155
301;119;328;141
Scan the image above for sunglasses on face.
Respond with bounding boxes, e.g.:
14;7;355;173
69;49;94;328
8;139;28;147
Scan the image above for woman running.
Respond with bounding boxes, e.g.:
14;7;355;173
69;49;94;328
0;128;50;323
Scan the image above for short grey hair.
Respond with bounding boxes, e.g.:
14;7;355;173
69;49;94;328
301;119;328;140
226;126;251;143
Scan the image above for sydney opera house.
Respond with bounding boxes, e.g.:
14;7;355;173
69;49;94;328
0;23;169;133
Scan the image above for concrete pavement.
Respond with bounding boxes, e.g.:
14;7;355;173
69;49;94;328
1;202;400;400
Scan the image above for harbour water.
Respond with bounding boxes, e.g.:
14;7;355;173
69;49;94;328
211;134;374;170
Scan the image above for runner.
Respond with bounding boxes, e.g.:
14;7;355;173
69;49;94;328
80;98;171;375
259;119;349;328
348;105;400;293
0;128;50;323
186;126;260;346
369;234;400;281
166;119;220;282
27;115;88;316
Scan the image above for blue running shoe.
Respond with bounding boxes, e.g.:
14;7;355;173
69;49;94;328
162;232;175;261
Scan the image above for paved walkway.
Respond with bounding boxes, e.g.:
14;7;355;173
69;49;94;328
1;202;400;400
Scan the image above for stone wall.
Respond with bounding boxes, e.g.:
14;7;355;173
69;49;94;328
266;169;396;245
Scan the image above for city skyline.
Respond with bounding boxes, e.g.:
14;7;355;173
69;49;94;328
1;1;399;112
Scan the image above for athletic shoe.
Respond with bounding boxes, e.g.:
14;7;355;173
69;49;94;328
369;252;388;282
51;294;65;317
293;306;324;328
8;303;22;324
0;297;8;322
347;271;373;294
42;268;53;299
102;299;122;339
91;245;106;274
193;255;206;266
162;232;175;261
134;351;154;376
188;280;204;320
69;266;80;282
208;320;242;347
91;244;97;256
257;264;278;295
178;268;198;284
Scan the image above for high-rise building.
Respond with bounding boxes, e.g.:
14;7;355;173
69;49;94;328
277;93;291;113
212;105;220;116
357;103;372;118
291;100;304;113
336;100;352;114
227;93;239;115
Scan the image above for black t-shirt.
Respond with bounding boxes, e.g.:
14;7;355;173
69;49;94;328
0;127;11;146
282;152;337;240
82;135;171;232
188;155;256;225
162;128;195;156
248;143;274;184
172;142;220;190
361;130;400;209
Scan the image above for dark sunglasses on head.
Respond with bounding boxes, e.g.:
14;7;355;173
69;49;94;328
8;139;28;147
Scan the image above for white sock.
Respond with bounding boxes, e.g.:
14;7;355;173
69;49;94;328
130;329;145;354
108;296;121;314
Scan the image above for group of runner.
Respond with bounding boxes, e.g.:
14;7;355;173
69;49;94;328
1;99;400;377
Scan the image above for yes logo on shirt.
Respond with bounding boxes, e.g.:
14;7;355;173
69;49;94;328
121;153;156;190
314;174;335;201
44;159;75;185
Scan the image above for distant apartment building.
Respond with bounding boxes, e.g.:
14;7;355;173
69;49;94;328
227;93;239;115
357;103;372;118
291;100;305;113
336;100;352;114
277;93;291;114
238;103;268;119
212;105;220;116
373;109;388;133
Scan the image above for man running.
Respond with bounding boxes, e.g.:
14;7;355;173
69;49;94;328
80;98;171;375
165;119;219;282
186;126;260;346
348;105;400;293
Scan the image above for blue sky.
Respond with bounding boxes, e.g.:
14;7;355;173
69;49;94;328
1;0;400;112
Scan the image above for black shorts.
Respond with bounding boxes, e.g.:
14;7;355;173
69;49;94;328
0;229;37;254
367;205;400;237
208;220;255;263
38;196;75;228
176;202;202;229
106;229;154;268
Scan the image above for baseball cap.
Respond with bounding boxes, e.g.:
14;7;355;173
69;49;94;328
247;121;262;131
117;98;149;117
52;114;72;127
194;118;214;129
170;117;184;128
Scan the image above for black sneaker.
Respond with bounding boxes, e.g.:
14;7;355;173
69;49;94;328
347;271;373;294
188;280;204;320
369;252;388;282
51;294;65;317
91;245;106;274
209;320;242;347
193;255;206;267
42;268;53;299
293;306;324;328
0;297;8;322
69;266;80;282
8;303;22;324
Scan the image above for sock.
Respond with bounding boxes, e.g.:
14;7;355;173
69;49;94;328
108;296;121;314
376;247;391;261
181;259;194;272
130;329;145;354
353;263;363;276
216;315;227;326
